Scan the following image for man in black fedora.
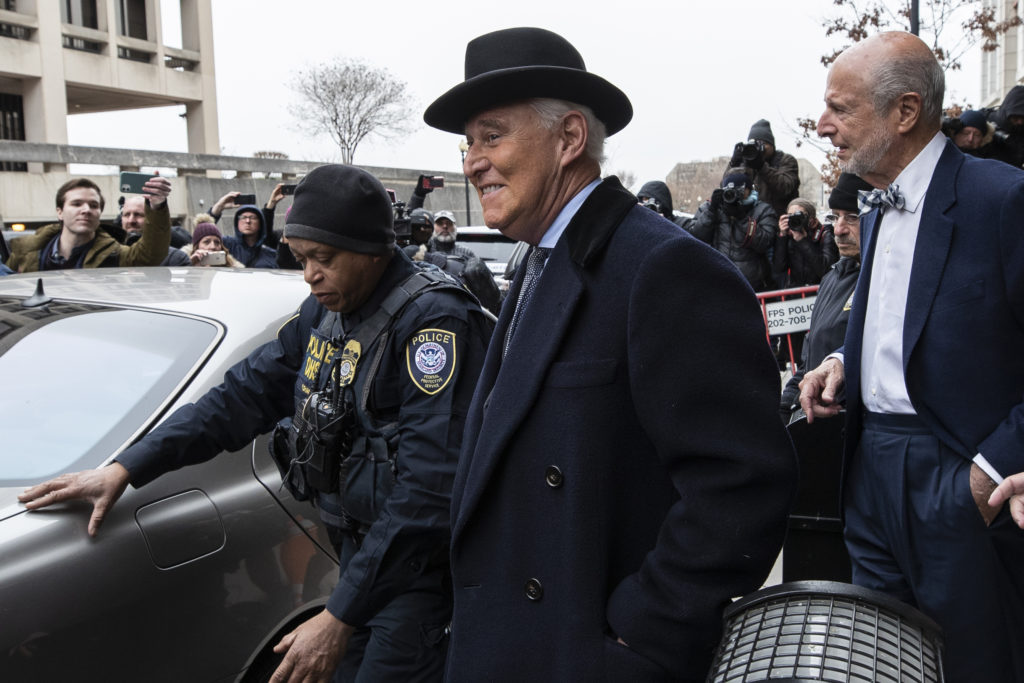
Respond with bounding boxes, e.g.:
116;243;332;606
424;27;796;682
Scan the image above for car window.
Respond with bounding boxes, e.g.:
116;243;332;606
0;307;219;485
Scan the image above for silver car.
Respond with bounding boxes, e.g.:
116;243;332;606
0;268;339;682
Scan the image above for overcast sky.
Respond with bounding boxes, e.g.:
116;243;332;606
66;0;984;188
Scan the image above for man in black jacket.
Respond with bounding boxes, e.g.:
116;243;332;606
730;119;801;217
780;173;872;422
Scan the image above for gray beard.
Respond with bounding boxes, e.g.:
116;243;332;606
434;233;456;244
841;126;895;178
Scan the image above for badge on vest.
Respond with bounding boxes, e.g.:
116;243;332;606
337;339;361;386
407;328;456;395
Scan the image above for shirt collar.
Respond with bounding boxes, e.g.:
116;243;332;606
891;132;946;214
537;178;601;250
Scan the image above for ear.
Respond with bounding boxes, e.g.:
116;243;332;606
895;92;923;134
558;111;589;167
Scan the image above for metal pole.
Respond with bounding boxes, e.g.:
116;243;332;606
460;147;472;225
910;0;919;35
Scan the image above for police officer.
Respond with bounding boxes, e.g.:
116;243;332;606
19;164;493;683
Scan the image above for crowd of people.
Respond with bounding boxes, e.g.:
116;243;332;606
7;24;1024;683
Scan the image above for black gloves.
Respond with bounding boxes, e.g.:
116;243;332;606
709;189;724;213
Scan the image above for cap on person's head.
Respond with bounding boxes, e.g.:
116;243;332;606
722;170;753;189
192;222;222;248
748;119;775;146
410;208;434;227
434;210;456;224
958;110;987;133
284;165;395;255
828;172;874;213
423;27;633;136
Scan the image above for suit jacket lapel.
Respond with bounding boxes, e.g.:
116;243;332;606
843;207;881;411
903;144;960;368
452;177;638;543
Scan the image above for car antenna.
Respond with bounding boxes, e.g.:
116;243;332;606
21;278;52;308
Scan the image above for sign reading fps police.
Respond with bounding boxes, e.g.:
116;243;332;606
763;296;817;336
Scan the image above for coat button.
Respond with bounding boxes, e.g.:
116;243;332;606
545;466;564;488
525;578;543;601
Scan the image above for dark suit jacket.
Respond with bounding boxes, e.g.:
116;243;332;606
447;178;797;682
843;140;1024;481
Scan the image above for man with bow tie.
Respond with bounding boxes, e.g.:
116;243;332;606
425;26;796;683
801;31;1024;682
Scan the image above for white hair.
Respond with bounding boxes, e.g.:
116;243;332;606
529;98;607;165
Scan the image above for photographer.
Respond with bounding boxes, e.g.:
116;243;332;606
976;86;1024;167
688;168;778;292
941;110;994;155
773;198;837;289
729;119;800;218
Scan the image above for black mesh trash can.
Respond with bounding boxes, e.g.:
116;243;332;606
706;581;944;683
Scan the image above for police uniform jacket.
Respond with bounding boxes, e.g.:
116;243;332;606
780;256;860;415
448;178;797;682
116;248;492;627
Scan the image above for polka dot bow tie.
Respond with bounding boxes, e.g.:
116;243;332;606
858;184;905;216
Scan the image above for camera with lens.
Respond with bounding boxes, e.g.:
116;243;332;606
735;139;766;164
639;196;662;213
788;210;808;233
721;185;746;204
391;199;412;244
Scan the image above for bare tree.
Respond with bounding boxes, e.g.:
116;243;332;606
291;58;415;165
797;0;1022;185
614;169;638;190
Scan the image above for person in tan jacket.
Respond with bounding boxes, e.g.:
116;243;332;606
5;176;171;272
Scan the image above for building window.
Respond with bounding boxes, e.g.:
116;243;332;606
0;93;28;172
61;0;99;29
117;0;147;40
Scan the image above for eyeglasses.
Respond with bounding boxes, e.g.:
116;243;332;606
825;213;860;226
239;214;260;222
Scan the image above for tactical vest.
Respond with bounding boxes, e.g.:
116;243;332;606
271;267;473;532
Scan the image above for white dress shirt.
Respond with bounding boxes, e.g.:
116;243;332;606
853;132;1002;482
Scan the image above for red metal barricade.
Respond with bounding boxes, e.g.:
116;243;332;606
756;285;820;372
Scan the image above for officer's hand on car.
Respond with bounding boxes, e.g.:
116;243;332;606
271;609;355;683
18;462;131;537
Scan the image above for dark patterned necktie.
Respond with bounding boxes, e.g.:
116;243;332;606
858;184;905;215
503;246;549;357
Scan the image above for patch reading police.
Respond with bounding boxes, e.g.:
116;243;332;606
406;328;457;395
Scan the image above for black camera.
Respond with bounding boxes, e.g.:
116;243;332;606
392;200;412;243
639;196;662;213
722;185;746;204
788;211;808;232
736;139;765;163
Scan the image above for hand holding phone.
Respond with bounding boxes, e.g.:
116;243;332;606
234;193;257;205
199;251;227;266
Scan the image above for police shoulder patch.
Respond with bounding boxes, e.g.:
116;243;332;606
406;328;457;395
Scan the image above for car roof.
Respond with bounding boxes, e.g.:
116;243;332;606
0;268;309;329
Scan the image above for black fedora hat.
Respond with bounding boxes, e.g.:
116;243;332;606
424;27;633;136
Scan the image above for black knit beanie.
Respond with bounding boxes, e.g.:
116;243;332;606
284;165;395;255
828;172;874;213
747;119;775;146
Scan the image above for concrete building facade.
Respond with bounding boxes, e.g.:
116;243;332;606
981;0;1024;107
0;0;219;173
